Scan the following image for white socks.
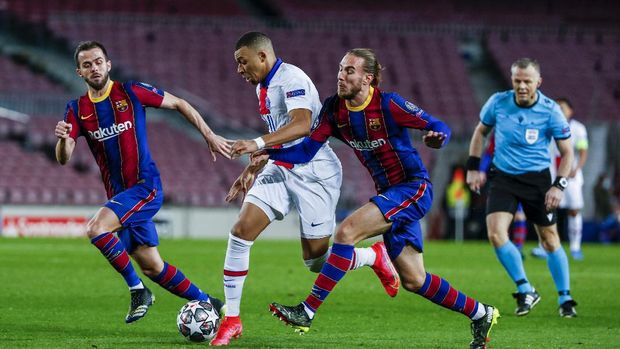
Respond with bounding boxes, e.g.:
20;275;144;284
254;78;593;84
568;214;583;252
129;281;144;290
223;233;254;317
350;247;376;270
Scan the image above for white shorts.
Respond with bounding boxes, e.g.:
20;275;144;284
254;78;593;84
245;156;342;240
559;176;584;210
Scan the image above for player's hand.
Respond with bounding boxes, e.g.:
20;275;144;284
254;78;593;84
205;134;234;161
545;186;564;211
225;170;256;202
479;171;487;186
55;121;72;139
249;152;269;168
466;170;483;194
423;131;447;149
230;140;258;159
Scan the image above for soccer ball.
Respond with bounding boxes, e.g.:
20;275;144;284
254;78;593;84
176;300;220;342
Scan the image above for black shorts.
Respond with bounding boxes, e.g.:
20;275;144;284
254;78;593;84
486;166;556;226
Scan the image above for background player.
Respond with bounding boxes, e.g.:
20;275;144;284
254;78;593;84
466;58;578;318
264;48;499;349
210;33;399;346
532;97;588;260
55;41;231;323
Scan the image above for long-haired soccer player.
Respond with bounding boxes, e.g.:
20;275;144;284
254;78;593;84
263;48;499;349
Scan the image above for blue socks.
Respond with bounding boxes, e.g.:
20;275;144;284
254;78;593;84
495;241;533;293
546;247;572;304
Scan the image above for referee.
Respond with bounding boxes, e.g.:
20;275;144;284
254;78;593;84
466;58;578;318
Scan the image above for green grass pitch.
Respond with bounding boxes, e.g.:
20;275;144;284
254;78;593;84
1;238;618;348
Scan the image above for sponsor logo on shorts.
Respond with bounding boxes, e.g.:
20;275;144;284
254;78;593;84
310;222;324;227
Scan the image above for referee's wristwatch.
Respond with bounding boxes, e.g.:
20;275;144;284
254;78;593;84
553;176;568;191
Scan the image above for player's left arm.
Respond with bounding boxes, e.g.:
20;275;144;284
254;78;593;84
230;108;311;158
160;91;232;160
571;125;588;178
387;93;451;148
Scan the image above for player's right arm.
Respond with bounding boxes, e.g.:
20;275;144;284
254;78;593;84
55;121;76;165
55;104;80;165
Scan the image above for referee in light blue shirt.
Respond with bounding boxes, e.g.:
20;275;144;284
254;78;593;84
466;58;578;318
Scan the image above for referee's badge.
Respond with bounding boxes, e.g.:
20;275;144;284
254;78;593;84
525;128;539;144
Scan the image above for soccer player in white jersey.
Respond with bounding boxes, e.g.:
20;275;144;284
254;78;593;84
209;32;400;346
554;98;588;260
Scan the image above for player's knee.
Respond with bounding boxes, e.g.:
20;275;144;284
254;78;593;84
401;273;425;292
230;221;254;241
86;219;106;239
334;222;357;245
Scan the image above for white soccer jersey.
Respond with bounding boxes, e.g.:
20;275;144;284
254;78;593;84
246;59;342;238
550;118;588;209
551;118;588;183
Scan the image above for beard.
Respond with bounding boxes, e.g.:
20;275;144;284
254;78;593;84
337;84;362;100
84;73;109;91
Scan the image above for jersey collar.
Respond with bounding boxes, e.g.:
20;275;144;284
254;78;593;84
513;90;540;109
346;86;374;112
260;58;283;88
88;80;114;103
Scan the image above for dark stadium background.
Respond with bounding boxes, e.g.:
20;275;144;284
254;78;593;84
1;0;619;241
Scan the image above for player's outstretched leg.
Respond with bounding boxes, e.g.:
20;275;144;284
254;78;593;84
469;304;500;349
148;261;211;301
369;241;400;297
269;303;312;334
306;242;400;297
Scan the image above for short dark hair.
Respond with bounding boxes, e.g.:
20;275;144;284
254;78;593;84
235;31;271;51
346;48;383;87
74;41;109;67
555;97;573;109
511;57;541;74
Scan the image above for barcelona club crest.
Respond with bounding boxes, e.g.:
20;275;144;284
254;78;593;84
368;118;381;131
115;99;129;112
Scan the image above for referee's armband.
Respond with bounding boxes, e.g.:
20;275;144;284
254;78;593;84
466;156;481;171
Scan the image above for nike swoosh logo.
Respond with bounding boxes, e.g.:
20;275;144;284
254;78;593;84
310;222;324;227
337;123;347;128
109;200;123;205
80;113;93;120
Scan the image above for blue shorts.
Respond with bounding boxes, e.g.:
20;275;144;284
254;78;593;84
104;177;163;253
370;180;433;260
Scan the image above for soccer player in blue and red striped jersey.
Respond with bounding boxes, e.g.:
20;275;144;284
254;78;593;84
55;41;231;323
264;49;499;349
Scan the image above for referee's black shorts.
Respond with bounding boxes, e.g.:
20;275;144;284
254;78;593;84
486;166;556;226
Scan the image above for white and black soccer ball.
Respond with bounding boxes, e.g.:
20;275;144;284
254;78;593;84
176;300;220;342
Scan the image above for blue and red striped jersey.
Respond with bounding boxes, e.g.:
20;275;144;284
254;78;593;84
64;81;164;198
270;87;451;193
